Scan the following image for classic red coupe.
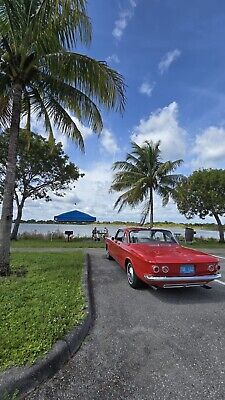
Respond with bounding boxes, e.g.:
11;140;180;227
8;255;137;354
105;227;221;289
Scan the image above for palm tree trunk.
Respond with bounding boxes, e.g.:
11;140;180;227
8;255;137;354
213;213;224;243
0;83;22;275
149;187;153;227
11;199;25;241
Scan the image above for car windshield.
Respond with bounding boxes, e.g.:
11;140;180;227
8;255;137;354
129;229;177;244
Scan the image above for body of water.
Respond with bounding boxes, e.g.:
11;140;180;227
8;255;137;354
17;223;221;240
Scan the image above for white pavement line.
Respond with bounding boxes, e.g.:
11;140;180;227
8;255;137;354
210;254;225;260
215;279;225;286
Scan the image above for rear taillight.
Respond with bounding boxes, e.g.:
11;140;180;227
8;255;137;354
207;263;219;272
153;265;160;273
162;265;169;273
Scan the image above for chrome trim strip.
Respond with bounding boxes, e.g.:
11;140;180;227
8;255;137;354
143;273;221;282
163;284;205;289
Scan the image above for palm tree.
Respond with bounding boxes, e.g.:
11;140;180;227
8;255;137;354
111;141;183;226
0;0;125;275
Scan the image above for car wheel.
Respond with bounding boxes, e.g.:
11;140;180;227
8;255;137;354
126;262;141;289
106;248;113;260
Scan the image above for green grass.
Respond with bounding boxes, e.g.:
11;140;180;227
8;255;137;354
0;252;85;372
11;237;105;248
184;240;225;248
176;236;225;248
2;391;19;400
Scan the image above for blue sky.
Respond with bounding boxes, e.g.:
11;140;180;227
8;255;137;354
25;0;225;223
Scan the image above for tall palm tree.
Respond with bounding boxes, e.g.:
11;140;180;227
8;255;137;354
0;0;125;275
111;141;183;226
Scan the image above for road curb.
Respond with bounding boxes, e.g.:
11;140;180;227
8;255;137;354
0;253;94;399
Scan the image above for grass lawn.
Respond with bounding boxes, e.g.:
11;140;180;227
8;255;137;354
0;252;85;372
11;237;105;248
179;239;225;249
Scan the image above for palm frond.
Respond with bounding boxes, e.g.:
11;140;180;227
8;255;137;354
27;86;84;150
157;159;183;176
160;173;184;186
112;160;140;172
36;73;103;132
0;0;21;43
44;95;84;150
111;166;147;191
0;0;91;53
27;86;54;136
125;152;139;165
140;199;151;225
0;72;11;95
113;185;145;212
0;94;11;128
45;52;125;112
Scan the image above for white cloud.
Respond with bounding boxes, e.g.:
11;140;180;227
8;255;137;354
112;1;137;39
159;49;181;74
70;116;93;139
139;82;154;97
106;54;120;64
100;129;119;154
131;102;186;160
191;126;225;168
129;0;137;7
112;11;130;39
75;163;114;217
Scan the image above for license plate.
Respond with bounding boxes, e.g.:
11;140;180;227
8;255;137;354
180;264;195;274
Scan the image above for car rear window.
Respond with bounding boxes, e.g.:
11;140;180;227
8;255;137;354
129;229;176;244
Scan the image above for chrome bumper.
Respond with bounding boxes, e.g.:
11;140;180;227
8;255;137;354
144;273;221;284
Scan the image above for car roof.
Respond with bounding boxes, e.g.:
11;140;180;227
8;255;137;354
123;227;172;233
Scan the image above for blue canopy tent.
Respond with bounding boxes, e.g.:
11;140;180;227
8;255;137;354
54;209;96;223
54;210;96;241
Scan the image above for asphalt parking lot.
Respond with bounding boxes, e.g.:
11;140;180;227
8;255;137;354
27;248;225;400
207;248;225;287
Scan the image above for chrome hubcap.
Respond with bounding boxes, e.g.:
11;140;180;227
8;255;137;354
127;264;134;284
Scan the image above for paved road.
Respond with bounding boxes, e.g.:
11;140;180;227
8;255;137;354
27;248;225;400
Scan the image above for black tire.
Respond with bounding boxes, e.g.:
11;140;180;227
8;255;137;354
106;247;113;260
126;262;141;289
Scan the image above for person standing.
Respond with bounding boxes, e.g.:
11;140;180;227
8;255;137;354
92;226;97;240
103;227;109;238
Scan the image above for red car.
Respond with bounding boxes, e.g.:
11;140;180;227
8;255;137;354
105;227;221;289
